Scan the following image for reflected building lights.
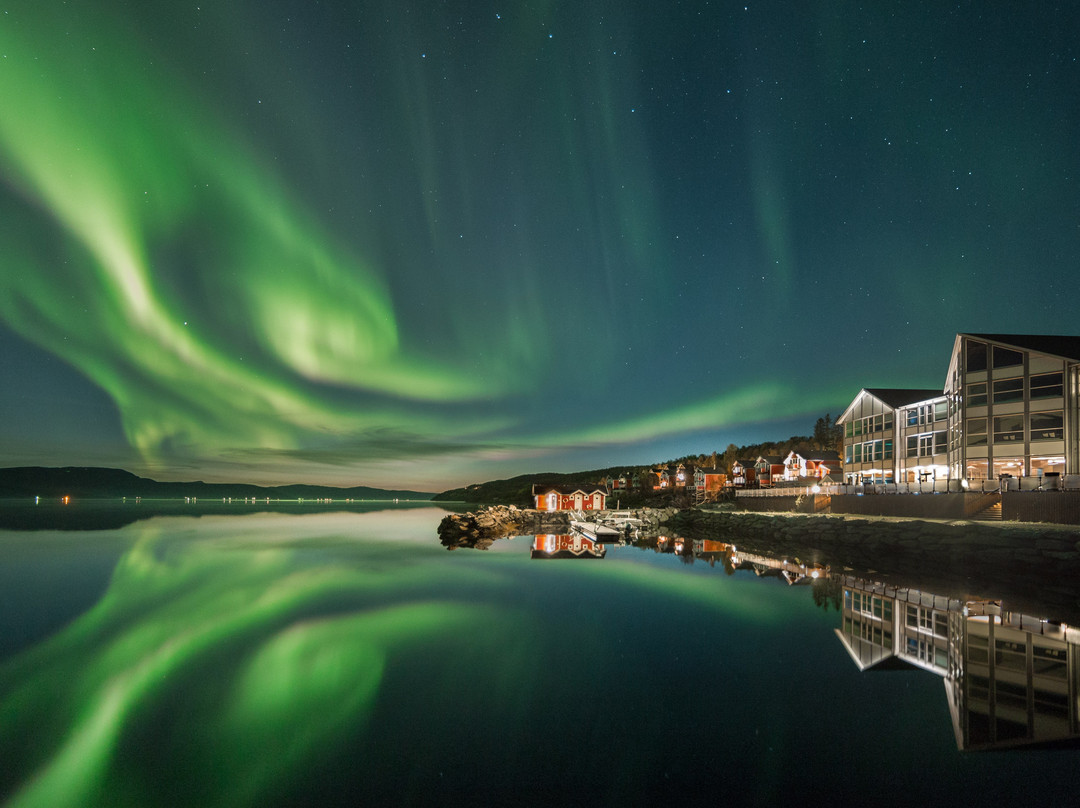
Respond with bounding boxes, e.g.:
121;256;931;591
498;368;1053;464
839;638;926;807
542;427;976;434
836;575;1080;751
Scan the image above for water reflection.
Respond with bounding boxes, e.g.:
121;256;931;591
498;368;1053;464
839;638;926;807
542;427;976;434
837;576;1079;751
463;525;1080;753
2;507;1078;807
0;509;518;808
530;535;606;559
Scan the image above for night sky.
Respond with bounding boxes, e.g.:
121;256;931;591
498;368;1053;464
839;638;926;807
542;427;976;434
1;1;1078;491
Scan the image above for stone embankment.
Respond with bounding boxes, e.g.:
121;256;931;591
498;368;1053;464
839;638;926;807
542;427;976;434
437;506;679;549
670;508;1080;616
670;509;1080;566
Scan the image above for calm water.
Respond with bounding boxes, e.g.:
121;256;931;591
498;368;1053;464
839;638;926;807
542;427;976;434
1;503;1077;807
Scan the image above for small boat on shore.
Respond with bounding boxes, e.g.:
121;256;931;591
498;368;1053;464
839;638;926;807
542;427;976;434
569;520;623;542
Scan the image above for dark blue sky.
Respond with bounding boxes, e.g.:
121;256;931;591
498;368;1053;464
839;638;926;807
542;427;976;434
1;1;1078;490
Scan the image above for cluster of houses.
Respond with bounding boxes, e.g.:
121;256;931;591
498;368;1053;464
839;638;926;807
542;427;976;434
531;334;1080;511
532;451;841;512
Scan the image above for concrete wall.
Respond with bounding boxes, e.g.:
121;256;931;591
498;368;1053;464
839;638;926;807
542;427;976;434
1003;492;1080;524
738;491;1080;524
736;495;829;514
829;493;976;519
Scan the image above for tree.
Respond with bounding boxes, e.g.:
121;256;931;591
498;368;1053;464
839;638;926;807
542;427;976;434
813;413;844;454
721;443;739;473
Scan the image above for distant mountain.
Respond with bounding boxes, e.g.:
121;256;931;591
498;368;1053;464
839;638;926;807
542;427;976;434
0;467;433;501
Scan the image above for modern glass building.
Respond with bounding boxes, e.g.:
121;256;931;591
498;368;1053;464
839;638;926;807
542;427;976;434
840;334;1080;486
944;334;1080;483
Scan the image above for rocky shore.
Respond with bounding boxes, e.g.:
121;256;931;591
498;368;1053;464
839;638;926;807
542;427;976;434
437;505;679;549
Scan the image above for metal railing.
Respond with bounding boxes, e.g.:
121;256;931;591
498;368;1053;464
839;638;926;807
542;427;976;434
734;475;1080;497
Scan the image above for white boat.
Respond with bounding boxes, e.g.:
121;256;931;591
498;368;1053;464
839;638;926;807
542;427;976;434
569;521;622;541
599;510;644;530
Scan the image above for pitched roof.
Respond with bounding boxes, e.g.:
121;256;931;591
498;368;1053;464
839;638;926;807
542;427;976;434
531;484;608;496
963;333;1080;362
862;388;943;408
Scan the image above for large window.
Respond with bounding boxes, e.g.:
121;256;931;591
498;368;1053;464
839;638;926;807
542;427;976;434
1031;456;1065;475
1030;372;1064;399
993;414;1024;444
967;340;987;372
1030;410;1064;441
966;382;987;406
992;345;1023;369
992;377;1024;403
966;418;987;446
906;403;939;427
850;413;889;436
919;434;935;456
907;433;941;457
860;440;883;462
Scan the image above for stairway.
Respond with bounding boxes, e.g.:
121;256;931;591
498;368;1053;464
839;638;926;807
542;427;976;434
971;494;1002;521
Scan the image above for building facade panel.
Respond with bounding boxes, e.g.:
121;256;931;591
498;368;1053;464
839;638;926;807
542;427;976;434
945;334;1079;482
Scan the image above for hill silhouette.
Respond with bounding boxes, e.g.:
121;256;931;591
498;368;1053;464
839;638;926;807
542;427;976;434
0;466;433;501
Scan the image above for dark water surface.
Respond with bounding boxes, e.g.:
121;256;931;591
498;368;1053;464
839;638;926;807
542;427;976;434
1;503;1077;806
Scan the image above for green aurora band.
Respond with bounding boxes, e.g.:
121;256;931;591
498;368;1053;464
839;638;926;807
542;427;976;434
0;5;515;468
0;3;845;484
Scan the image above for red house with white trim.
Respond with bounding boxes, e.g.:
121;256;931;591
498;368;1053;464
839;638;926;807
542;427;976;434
532;484;608;512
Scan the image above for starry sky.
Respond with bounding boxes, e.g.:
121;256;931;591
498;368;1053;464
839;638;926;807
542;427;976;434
1;1;1078;492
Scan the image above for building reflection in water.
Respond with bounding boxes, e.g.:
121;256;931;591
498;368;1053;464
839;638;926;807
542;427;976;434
467;527;1078;751
530;534;606;559
694;539;829;585
836;576;1079;751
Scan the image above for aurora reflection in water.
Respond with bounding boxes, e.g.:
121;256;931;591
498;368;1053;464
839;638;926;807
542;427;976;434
1;506;1077;806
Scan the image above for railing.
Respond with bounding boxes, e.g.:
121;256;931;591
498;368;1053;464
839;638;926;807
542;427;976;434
734;475;1080;497
737;485;840;498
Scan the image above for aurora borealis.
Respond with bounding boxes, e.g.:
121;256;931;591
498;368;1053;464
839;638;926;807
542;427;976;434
1;2;1078;489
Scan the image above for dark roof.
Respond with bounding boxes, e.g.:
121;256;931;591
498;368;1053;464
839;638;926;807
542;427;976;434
696;467;725;475
863;388;943;408
755;455;784;464
531;484;608;496
963;333;1080;362
798;452;842;463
